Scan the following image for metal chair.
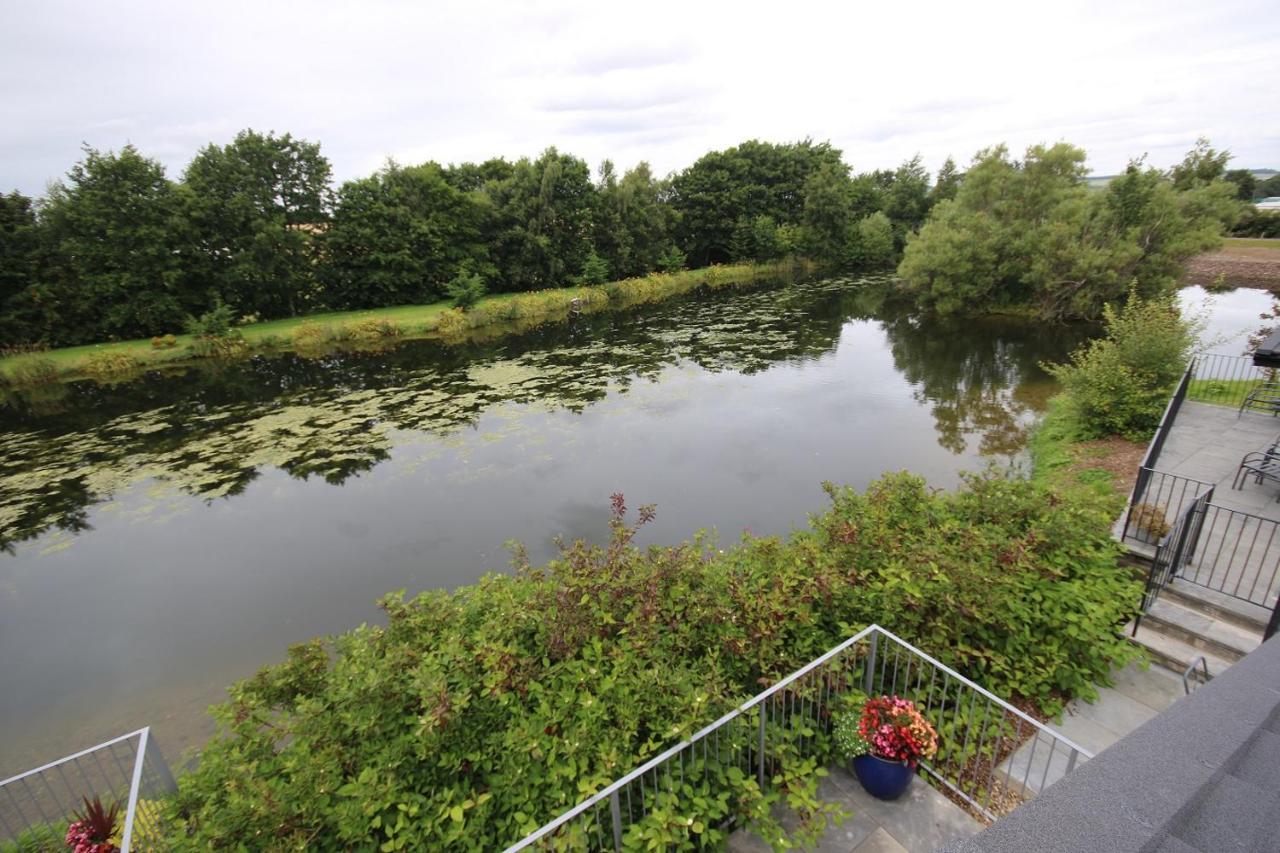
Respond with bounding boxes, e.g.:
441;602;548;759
1239;380;1280;417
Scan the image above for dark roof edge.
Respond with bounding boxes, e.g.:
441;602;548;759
941;635;1280;853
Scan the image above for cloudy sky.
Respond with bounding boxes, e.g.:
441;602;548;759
3;0;1278;197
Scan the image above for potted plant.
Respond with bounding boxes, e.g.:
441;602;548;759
64;796;120;853
833;694;938;800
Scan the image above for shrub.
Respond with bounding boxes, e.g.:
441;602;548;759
185;302;247;359
83;352;143;382
170;472;1138;850
343;318;403;343
183;302;236;339
1044;288;1200;439
291;321;335;351
657;244;687;273
575;251;610;286
445;271;487;310
5;357;59;386
1130;501;1172;540
433;307;467;338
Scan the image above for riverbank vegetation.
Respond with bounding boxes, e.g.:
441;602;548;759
1032;290;1200;500
898;140;1244;321
166;474;1138;849
0;134;927;353
0;260;807;386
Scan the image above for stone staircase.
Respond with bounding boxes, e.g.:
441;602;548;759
1126;579;1267;687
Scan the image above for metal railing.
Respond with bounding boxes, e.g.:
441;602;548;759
0;728;176;851
1185;352;1276;409
504;625;1091;851
1123;468;1215;547
1185;503;1280;608
1134;359;1194;479
1137;486;1214;619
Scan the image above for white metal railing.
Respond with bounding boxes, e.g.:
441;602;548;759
0;728;176;851
504;625;1091;851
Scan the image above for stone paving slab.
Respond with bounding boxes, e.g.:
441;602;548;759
726;765;980;852
999;663;1185;796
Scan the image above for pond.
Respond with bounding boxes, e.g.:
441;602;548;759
0;276;1266;774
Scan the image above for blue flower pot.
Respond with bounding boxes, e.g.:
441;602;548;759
852;753;914;800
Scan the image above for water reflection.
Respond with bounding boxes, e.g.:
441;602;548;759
0;274;1096;772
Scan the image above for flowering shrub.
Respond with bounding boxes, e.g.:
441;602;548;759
64;796;119;853
858;696;938;766
832;710;871;760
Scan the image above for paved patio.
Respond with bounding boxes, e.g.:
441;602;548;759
1156;401;1280;517
727;662;1186;852
727;763;981;853
1134;401;1280;608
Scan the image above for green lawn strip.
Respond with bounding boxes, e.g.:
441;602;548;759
1224;236;1280;251
1186;377;1265;409
1029;396;1129;507
0;261;801;385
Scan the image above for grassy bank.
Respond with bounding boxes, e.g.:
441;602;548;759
1029;395;1143;503
0;259;815;387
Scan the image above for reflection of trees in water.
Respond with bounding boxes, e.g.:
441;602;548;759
0;276;1087;551
880;306;1098;456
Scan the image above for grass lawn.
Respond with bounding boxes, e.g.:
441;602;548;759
1222;237;1280;256
0;300;457;381
0;260;808;385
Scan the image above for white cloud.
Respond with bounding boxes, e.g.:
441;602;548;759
1;0;1277;196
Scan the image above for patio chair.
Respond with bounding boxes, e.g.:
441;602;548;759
1233;443;1280;501
1238;380;1280;417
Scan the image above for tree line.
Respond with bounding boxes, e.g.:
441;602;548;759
0;133;946;347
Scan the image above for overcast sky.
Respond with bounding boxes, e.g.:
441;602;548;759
3;0;1278;197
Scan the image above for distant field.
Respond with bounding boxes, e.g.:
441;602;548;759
1223;237;1280;256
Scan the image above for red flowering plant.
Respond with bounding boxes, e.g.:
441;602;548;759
857;695;938;767
64;796;120;853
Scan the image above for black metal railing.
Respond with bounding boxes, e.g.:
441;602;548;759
1136;486;1214;623
1133;360;1195;482
1123;468;1215;547
1185;353;1276;409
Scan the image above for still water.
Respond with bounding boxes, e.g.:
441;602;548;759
0;276;1267;774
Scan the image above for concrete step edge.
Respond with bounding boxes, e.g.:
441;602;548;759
1125;623;1233;683
1140;613;1248;663
1157;582;1271;634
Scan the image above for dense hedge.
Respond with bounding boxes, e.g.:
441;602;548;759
170;473;1139;850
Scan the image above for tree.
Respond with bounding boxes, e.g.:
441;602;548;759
322;161;488;308
0;191;49;345
1223;169;1258;202
851;212;895;268
730;215;783;262
478;148;595;290
881;155;932;247
1169;137;1230;190
800;160;855;261
930;157;962;205
592;161;674;279
41;146;190;341
899;143;1240;320
184;130;332;318
671;139;844;265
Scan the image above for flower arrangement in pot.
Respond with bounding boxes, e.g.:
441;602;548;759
64;796;121;853
833;694;938;800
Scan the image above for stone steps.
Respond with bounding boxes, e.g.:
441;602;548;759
1127;587;1265;688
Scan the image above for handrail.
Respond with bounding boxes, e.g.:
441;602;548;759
1181;656;1210;695
503;625;880;850
503;624;1091;851
0;728;148;788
